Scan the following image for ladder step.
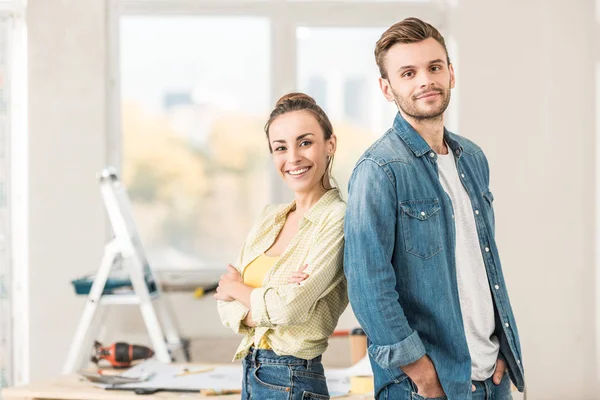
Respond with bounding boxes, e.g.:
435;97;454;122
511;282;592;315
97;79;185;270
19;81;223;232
98;291;160;305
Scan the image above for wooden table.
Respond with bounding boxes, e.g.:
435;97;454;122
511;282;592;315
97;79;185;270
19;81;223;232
1;373;371;400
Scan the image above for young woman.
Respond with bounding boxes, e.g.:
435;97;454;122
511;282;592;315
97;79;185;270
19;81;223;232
215;93;348;399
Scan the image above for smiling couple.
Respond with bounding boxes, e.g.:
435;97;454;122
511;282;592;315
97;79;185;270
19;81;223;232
216;17;525;400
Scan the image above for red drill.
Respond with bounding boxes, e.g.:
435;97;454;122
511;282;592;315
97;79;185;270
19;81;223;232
91;341;154;368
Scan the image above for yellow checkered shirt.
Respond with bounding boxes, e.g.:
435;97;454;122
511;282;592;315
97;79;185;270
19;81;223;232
217;189;348;361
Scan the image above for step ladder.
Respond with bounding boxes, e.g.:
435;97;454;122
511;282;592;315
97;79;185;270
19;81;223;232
63;167;189;374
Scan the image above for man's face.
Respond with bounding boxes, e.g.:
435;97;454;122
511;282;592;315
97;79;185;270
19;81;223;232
379;37;455;121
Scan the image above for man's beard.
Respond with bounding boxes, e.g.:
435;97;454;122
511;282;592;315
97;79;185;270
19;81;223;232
392;85;451;122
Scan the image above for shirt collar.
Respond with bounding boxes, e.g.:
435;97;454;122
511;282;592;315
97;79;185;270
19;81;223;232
303;188;342;224
273;188;342;226
392;112;463;158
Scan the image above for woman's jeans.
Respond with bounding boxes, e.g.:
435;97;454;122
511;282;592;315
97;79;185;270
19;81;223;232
241;347;330;400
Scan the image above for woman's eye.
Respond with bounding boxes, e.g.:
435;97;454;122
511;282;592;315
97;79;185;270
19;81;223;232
274;146;286;152
402;71;414;78
300;140;312;147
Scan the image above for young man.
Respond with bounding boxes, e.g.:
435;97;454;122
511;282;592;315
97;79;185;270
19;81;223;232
344;18;525;400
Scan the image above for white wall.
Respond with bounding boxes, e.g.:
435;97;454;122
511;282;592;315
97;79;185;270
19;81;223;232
25;0;600;398
27;0;108;380
451;0;598;398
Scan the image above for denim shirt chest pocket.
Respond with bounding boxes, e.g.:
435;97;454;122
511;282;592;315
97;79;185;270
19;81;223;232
399;198;443;259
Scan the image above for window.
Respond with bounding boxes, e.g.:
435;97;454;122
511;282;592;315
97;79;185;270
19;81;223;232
114;1;445;270
120;16;271;268
0;0;27;388
297;27;396;196
0;16;9;383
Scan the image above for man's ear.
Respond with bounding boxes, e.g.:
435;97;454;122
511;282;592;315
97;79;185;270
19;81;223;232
379;77;396;102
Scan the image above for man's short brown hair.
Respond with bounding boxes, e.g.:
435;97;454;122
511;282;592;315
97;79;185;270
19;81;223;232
375;17;450;79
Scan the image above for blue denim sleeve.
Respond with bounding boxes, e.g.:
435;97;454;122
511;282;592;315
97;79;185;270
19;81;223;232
344;159;426;369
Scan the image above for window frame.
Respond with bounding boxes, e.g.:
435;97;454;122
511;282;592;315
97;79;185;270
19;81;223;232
108;0;445;202
0;0;28;387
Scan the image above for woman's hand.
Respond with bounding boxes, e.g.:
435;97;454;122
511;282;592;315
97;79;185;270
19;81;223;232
224;264;243;282
214;264;243;302
288;264;309;285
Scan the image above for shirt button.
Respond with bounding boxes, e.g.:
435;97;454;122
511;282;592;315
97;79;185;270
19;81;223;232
494;285;499;290
505;322;509;328
461;174;465;178
485;247;490;252
420;211;425;216
475;210;480;215
517;359;521;365
429;152;435;158
455;149;460;155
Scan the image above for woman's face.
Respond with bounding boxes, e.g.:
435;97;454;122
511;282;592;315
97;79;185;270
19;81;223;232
268;110;335;195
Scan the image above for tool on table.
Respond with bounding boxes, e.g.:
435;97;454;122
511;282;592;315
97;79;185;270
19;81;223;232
91;341;154;368
174;367;214;377
193;283;218;299
201;389;243;396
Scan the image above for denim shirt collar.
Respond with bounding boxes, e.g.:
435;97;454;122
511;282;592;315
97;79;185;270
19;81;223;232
392;112;464;158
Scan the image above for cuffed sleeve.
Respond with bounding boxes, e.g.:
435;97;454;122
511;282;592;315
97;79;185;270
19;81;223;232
250;287;275;328
344;159;425;369
368;330;426;368
217;300;252;334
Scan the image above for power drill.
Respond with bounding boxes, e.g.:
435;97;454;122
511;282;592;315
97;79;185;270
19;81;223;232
91;341;154;368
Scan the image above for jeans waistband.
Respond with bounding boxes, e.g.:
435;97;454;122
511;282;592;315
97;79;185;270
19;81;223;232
246;347;322;368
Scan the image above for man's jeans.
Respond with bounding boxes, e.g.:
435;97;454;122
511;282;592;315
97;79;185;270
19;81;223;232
378;373;513;400
241;347;329;399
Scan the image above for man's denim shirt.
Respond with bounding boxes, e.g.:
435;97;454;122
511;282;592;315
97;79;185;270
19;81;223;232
344;113;525;400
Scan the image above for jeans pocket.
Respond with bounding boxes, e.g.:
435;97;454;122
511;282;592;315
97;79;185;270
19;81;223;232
399;198;443;259
407;377;446;400
493;373;513;400
302;391;330;400
377;378;412;400
252;364;292;399
292;369;329;399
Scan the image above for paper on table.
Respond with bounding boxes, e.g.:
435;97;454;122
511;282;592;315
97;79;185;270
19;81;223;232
344;355;373;376
96;357;370;397
96;360;243;392
324;368;351;396
325;355;374;397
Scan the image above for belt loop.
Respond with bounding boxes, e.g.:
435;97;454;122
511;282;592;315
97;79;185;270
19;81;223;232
252;347;259;367
306;358;312;371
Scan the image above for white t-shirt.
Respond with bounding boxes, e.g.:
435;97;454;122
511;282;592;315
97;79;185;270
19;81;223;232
437;148;500;381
